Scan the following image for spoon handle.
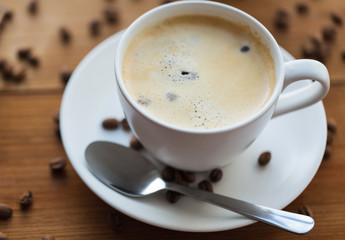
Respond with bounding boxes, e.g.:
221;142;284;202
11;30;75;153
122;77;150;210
166;182;314;234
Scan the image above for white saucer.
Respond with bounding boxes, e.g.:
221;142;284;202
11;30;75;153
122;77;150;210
60;30;327;232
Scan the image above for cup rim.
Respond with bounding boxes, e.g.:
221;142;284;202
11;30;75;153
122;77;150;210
115;0;284;135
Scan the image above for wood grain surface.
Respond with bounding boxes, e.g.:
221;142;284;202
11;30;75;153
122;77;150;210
1;0;345;239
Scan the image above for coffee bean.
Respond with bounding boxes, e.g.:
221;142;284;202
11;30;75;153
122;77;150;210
12;66;26;82
209;168;223;182
295;3;309;15
301;37;328;63
102;118;119;130
42;235;55;240
182;171;195;183
327;130;334;145
60;67;72;84
107;211;125;232
28;0;38;14
331;12;343;26
55;125;61;139
19;190;33;208
342;50;345;62
323;145;331;160
322;26;337;42
198;180;213;192
89;19;101;36
327;118;337;134
0;232;8;240
0;59;7;73
258;151;271;166
2;64;13;80
60;27;72;44
165;190;180;203
121;118;130;131
162;166;175;182
17;47;32;60
130;135;143;150
175;170;187;185
53;111;60;125
28;54;40;67
298;205;313;217
3;10;13;22
0;203;12;219
103;8;119;24
49;157;66;173
274;9;290;30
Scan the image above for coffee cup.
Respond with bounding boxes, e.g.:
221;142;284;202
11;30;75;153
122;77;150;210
114;1;330;171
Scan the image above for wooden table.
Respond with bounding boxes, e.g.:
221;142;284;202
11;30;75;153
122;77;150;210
1;0;344;239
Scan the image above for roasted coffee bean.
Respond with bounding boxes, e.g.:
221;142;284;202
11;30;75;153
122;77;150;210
3;10;13;22
166;190;180;203
60;27;72;44
28;0;38;14
28;54;40;67
274;9;290;30
0;203;12;219
0;232;8;240
323;145;331;160
102;118;119;130
19;190;33;208
2;64;13;80
90;19;101;36
331;12;343;26
298;205;313;217
60;67;72;84
198;180;213;192
55;125;61;139
327;118;337;134
296;2;309;15
258;151;271;166
49;157;66;173
121;118;130;131
17;47;32;60
107;211;125;232
175;170;187;185
12;66;26;82
42;235;55;240
162;166;175;182
342;51;345;62
103;8;119;24
182;171;195;183
130;135;143;150
0;58;7;72
301;37;328;63
322;26;337;42
209;168;223;182
327;130;334;145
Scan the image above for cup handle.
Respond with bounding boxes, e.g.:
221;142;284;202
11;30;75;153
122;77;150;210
272;59;330;118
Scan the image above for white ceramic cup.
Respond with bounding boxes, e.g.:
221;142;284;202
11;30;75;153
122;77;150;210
115;1;330;171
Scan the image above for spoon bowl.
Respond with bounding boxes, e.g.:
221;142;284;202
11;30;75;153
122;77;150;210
85;141;314;234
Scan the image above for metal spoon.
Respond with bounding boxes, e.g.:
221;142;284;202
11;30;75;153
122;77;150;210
85;141;314;234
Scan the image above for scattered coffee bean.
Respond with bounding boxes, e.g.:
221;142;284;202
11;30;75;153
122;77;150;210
322;26;337;42
19;190;33;208
0;58;7;72
162;166;175;182
107;211;125;232
28;0;38;14
60;67;72;84
12;66;26;82
198;180;213;192
42;235;55;240
323;145;331;160
331;12;343;26
327;118;337;134
327;130;334;145
209;168;223;182
49;157;66;173
240;45;250;53
342;50;345;62
60;27;72;44
165;190;180;203
0;203;12;219
274;9;290;30
296;2;309;15
0;232;8;240
258;151;271;166
89;19;101;36
121;118;130;131
17;47;32;60
103;8;119;24
181;171;196;183
28;54;40;67
175;170;187;185
2;64;13;80
298;205;313;217
301;38;327;63
3;10;13;22
102;118;119;130
130;135;143;150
